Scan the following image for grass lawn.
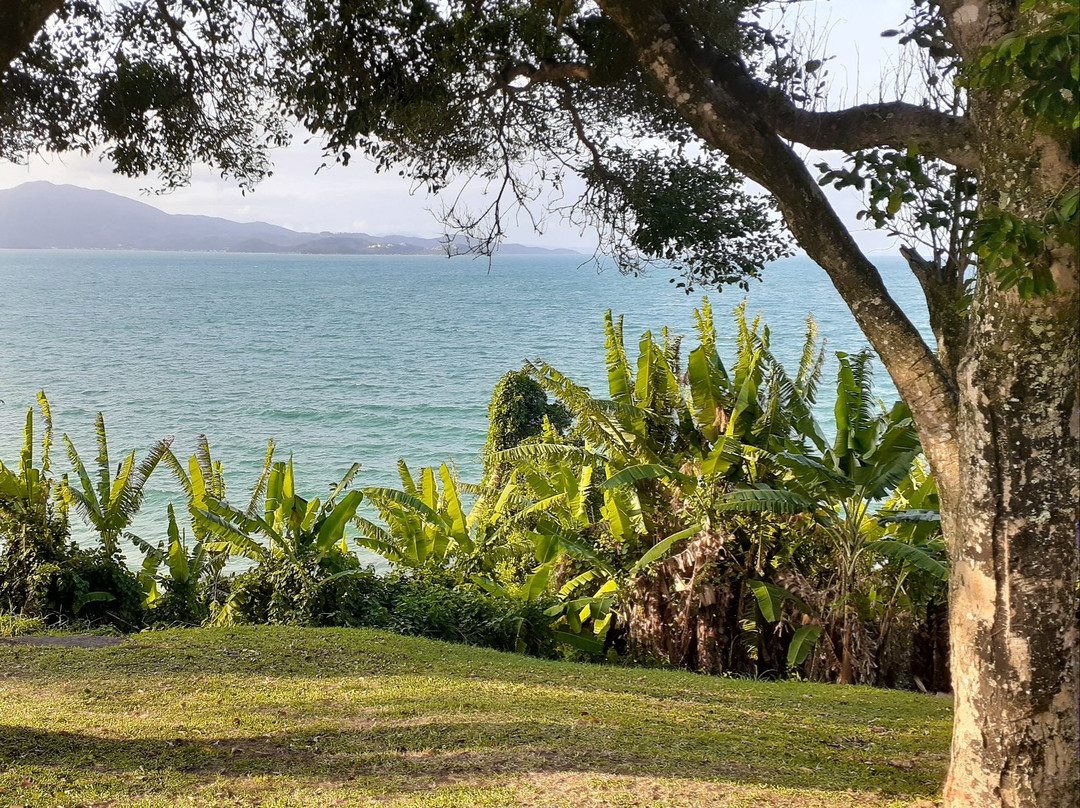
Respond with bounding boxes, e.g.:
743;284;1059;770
0;627;951;807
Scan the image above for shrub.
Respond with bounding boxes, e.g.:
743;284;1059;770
18;546;145;629
228;551;388;628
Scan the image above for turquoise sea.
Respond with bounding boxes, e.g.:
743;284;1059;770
0;250;930;557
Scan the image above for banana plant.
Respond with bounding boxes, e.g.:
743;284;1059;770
469;301;827;656
528;301;823;479
195;455;363;564
719;350;924;683
0;392;56;520
355;460;475;568
868;461;947;660
164;435;276;544
60;412;172;557
132;503;221;615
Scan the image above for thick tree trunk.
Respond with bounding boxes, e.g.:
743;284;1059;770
939;255;1079;807
937;4;1080;798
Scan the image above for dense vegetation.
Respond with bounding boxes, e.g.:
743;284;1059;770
0;303;945;688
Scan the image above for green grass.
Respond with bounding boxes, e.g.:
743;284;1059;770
0;627;951;807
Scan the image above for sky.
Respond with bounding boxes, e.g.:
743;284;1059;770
0;1;914;254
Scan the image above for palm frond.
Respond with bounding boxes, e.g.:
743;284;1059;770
62;436;102;521
719;486;816;515
164;447;194;499
245;439;276;519
604;310;634;403
36;392;53;474
492;443;604;466
93;413;111;509
361;486;447;528
327;462;362;506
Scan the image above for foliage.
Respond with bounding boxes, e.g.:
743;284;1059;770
356;461;475;569
23;546;145;628
132;505;218;625
2;2;290;189
195;455;363;564
0;393;70;613
60;412;172;557
717;350;930;682
481;370;570;482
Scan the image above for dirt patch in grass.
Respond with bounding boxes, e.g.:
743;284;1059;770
0;634;125;648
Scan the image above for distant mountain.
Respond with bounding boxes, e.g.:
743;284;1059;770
0;182;579;256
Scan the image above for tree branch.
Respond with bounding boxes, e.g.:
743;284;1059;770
0;0;64;76
485;59;592;98
596;0;961;493
771;102;978;172
668;18;980;171
900;245;968;381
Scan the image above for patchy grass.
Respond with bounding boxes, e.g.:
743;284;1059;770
0;627;951;807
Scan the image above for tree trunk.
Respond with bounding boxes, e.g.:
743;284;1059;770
623;529;738;673
940;258;1079;806
839;600;854;686
937;4;1080;797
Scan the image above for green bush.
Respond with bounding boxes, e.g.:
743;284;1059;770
384;570;558;656
0;504;70;614
226;559;558;657
229;550;386;628
19;547;145;629
147;578;210;626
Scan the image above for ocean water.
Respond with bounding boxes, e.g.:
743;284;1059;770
0;250;929;558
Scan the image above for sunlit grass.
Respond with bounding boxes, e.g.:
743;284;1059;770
0;627;950;807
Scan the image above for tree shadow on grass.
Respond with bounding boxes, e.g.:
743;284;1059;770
0;718;942;801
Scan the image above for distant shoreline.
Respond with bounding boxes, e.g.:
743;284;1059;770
0;247;582;257
0;182;583;256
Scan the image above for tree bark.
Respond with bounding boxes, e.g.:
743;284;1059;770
936;3;1080;802
941;254;1079;807
0;0;63;76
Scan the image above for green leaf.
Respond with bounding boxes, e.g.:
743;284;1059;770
787;625;823;667
866;539;947;581
631;524;700;574
552;630;605;655
316;490;364;553
604;310;634;403
361;486;447;528
748;580;809;622
719;486;815;515
600;464;681;490
72;591;116;614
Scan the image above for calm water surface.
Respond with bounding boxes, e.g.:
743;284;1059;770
0;250;929;556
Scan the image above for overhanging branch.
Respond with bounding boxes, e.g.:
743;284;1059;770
485;59;592;98
596;0;961;490
771;102;978;172
0;0;64;75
